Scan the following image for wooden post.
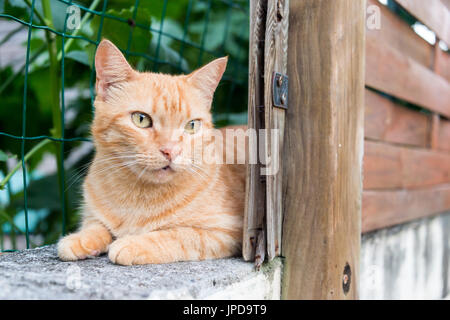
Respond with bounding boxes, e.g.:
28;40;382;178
244;0;289;264
264;0;289;260
281;0;366;299
243;0;267;262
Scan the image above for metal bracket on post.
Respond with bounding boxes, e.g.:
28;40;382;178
272;72;288;109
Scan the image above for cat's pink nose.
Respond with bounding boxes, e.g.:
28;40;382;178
160;145;181;161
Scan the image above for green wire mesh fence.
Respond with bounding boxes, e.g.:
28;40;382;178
0;0;249;251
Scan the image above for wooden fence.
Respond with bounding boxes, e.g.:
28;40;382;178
363;0;450;232
244;0;449;300
244;0;365;299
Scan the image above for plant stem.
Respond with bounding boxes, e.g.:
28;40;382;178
0;139;52;190
42;0;62;138
41;0;70;231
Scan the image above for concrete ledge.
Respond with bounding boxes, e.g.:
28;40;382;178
0;245;282;300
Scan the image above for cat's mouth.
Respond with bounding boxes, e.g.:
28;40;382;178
155;165;172;172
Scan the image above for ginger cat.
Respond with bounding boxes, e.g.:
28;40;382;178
57;40;245;265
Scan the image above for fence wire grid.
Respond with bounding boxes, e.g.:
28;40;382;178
0;0;249;251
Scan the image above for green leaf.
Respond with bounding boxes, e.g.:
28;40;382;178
28;68;53;114
147;37;189;72
90;6;152;59
1;0;28;17
49;0;71;32
0;150;9;162
65;50;90;66
213;112;248;127
151;18;186;47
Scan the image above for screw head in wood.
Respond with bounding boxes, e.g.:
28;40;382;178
281;92;287;105
343;274;349;285
277;1;284;20
277;75;283;87
342;263;352;295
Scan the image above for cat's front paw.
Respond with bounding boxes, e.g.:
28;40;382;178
57;232;109;261
108;236;151;266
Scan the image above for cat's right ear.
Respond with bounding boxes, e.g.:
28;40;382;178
95;39;135;100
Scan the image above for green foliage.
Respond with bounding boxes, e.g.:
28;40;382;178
0;150;11;162
0;0;249;250
90;6;152;63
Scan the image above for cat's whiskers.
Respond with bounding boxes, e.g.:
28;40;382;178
191;162;238;193
66;155;141;190
66;154;140;190
191;163;211;178
101;160;144;175
132;164;150;190
183;163;211;182
91;154;141;165
66;167;90;191
87;159;144;179
186;167;207;181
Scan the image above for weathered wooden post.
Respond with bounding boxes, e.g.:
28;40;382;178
244;0;289;265
281;0;366;299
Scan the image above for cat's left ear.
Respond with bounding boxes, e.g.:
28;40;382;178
187;57;228;105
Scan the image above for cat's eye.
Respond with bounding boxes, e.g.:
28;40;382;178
131;112;152;128
184;119;201;134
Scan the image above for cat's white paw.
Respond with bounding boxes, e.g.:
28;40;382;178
108;236;149;265
57;233;105;261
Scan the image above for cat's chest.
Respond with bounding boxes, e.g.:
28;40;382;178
86;170;236;237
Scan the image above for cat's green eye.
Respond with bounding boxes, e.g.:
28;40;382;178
131;112;152;128
184;119;201;134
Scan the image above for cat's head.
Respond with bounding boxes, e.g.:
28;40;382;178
92;39;227;184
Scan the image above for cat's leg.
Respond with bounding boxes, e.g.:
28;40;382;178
58;220;112;261
108;227;241;265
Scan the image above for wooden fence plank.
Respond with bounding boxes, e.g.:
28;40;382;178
362;185;450;232
395;0;450;46
243;0;267;262
366;31;450;117
367;0;433;68
363;141;402;189
365;89;430;147
430;114;440;150
431;41;450;152
264;0;289;260
434;46;450;84
282;0;365;299
364;141;450;189
439;119;450;152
